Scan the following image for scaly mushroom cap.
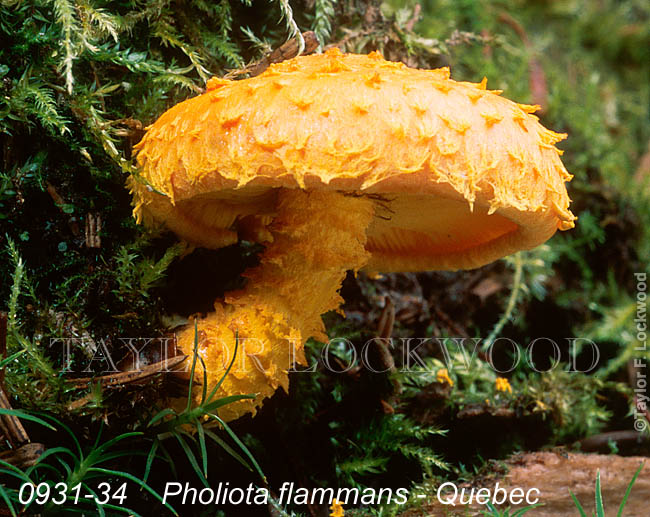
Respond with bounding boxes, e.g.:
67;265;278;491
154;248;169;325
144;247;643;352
131;48;575;272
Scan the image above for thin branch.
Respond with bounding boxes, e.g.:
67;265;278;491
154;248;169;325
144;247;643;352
65;354;188;389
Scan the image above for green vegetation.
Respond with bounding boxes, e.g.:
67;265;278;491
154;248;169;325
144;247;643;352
1;0;648;516
0;328;266;516
0;409;172;516
481;502;542;517
569;461;645;517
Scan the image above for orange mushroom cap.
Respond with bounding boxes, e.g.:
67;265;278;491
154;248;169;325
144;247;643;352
131;49;575;272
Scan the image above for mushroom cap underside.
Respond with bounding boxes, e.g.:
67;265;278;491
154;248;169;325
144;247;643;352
131;50;576;272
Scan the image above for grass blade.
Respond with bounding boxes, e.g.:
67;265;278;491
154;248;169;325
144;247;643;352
0;408;56;430
195;417;208;478
206;330;239;402
512;503;543;516
0;349;25;369
0;483;17;517
204;428;253;473
617;461;644;517
80;483;104;517
87;467;178;516
569;489;587;517
35;412;82;458
186;319;200;412
93;501;142;516
174;432;208;488
148;408;177;428
158;441;177;479
25;446;76;476
210;413;265;482
199;352;208;405
595;470;604;517
92;432;144;456
0;459;33;484
143;438;159;483
481;501;498;516
202;393;256;413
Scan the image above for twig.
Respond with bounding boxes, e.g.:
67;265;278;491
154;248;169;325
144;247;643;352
377;296;395;341
374;296;396;373
433;306;470;339
0;312;45;468
497;11;548;111
0;313;31;448
497;12;529;44
0;387;29;446
326;28;373;53
64;354;188;389
227;31;319;79
0;443;44;469
375;297;400;399
404;4;421;32
84;212;102;248
579;430;649;452
46;181;80;236
457;405;515;419
634;138;650;183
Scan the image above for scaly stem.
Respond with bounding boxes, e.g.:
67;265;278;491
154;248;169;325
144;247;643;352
175;189;375;421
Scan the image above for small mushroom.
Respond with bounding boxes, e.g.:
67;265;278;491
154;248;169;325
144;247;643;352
130;49;575;420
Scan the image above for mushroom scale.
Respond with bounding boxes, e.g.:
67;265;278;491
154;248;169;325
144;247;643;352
131;49;576;420
131;49;576;274
174;190;373;421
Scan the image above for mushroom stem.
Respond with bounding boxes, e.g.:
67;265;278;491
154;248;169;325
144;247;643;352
175;189;375;420
233;189;375;341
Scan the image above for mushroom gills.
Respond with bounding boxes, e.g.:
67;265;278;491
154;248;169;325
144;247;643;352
366;194;519;271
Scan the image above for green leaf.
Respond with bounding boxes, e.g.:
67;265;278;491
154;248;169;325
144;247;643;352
595;470;604;517
210;414;265;482
0;349;25;369
174;431;208;487
147;408;177;428
195;417;208;478
143;439;159;483
0;408;56;431
512;504;543;516
0;483;17;517
86;467;178;516
204;428;252;473
206;329;240;403
569;490;587;517
617;462;644;517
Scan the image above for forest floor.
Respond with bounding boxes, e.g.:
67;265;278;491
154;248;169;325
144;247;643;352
398;452;650;517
